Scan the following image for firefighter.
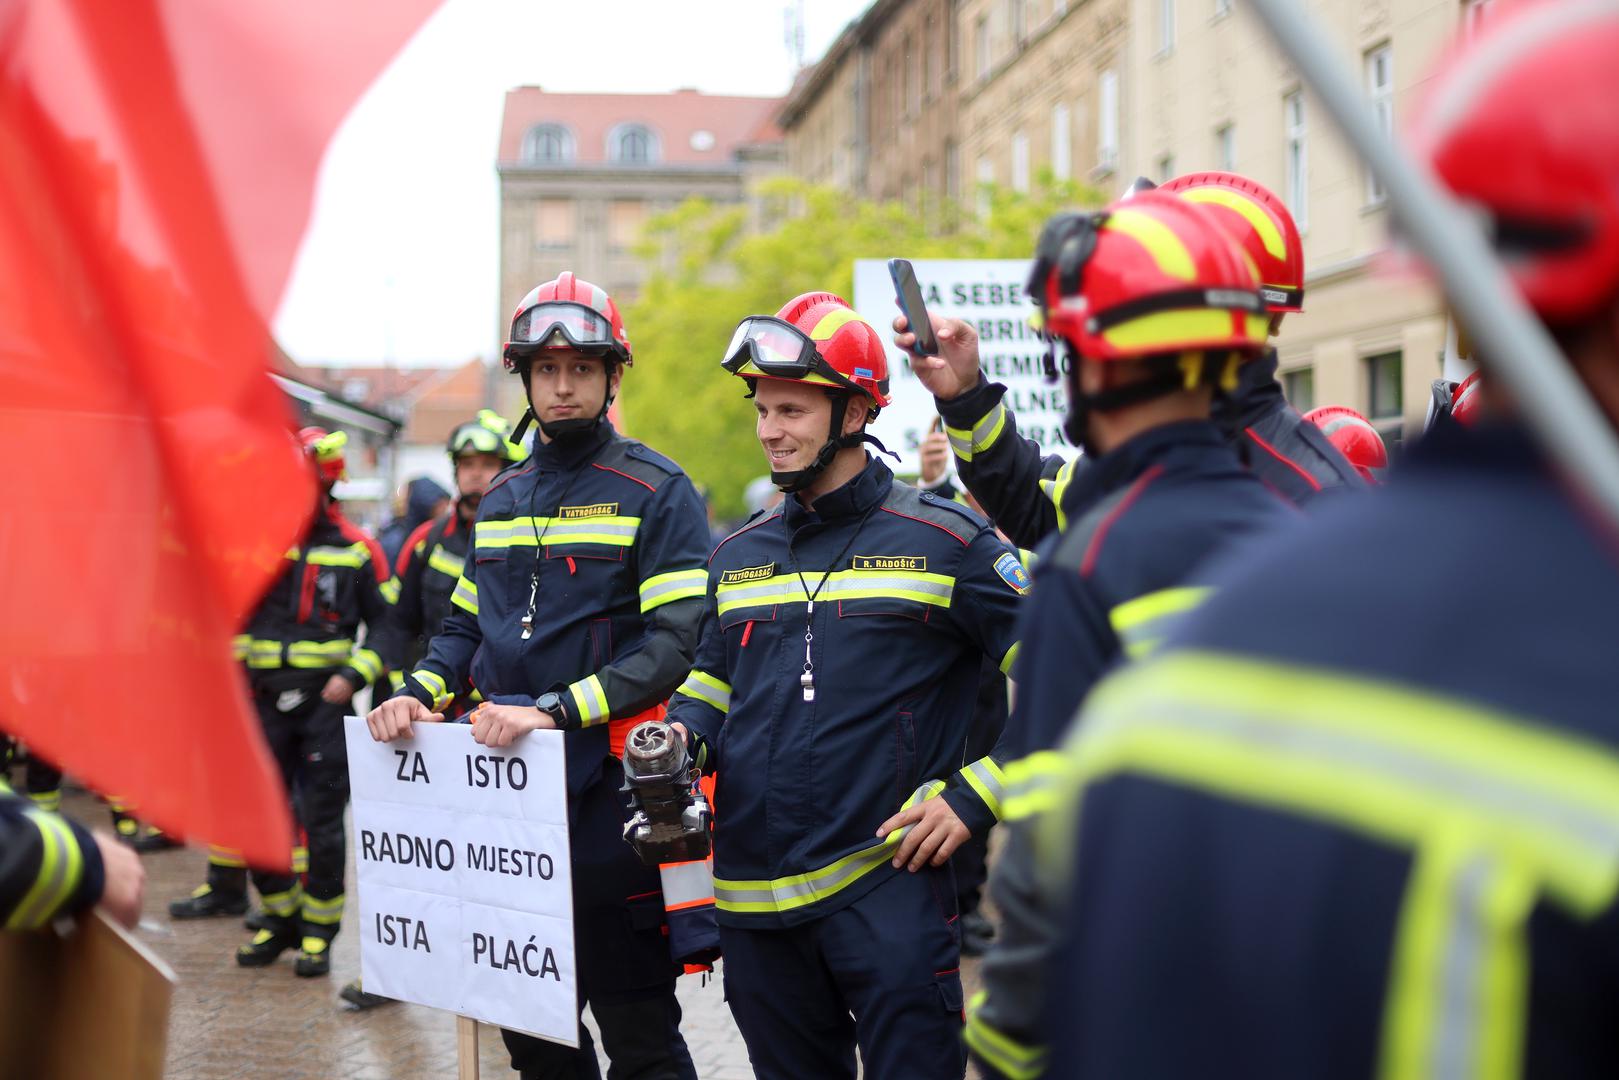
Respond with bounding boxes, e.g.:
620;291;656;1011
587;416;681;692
1;775;144;930
893;172;1360;550
1304;405;1389;483
663;292;1026;1080
366;272;708;1079
963;192;1292;1079
172;428;394;975
1035;6;1619;1076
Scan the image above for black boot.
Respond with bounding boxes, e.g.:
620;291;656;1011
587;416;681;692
132;828;182;854
340;979;394;1010
169;885;249;920
236;918;300;968
294;935;333;978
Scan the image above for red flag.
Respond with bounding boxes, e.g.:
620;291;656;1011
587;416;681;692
0;0;438;867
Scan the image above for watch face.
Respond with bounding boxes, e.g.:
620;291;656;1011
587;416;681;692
538;693;561;712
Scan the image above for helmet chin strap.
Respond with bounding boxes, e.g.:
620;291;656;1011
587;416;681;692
771;392;898;493
1061;347;1236;454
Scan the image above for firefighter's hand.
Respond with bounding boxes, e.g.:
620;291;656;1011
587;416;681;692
879;798;971;872
470;702;557;748
92;830;145;929
321;673;357;705
366;696;443;742
892;314;981;402
919;430;951;486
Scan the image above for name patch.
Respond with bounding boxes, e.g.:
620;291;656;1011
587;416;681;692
719;563;777;585
558;503;619;520
851;555;928;572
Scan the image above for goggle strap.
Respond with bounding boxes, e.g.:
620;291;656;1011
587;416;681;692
1085;287;1266;334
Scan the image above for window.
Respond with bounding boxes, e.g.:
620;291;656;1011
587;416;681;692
1367;351;1403;420
1098;68;1119;170
922;18;935;99
1282;368;1315;412
522;124;574;165
946;139;960;199
903;34;917;117
608;200;646;252
1365;44;1393;204
946;9;959;79
609;123;659;164
1011;131;1030;192
1157;152;1175;181
533;198;574;250
1051;103;1072;180
975;15;991;81
1216;123;1235;171
1285;90;1308;229
976;156;995;218
1011;0;1027;46
1159;0;1176;53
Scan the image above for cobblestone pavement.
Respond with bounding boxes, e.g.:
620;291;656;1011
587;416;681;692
59;790;985;1078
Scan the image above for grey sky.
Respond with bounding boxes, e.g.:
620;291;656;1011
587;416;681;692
272;0;870;368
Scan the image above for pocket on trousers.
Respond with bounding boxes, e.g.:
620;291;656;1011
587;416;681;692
934;968;965;1017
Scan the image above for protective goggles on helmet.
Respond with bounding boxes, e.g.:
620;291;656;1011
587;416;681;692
504;302;621;367
721;316;863;395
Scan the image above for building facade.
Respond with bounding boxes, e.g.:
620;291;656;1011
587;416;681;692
496;88;784;413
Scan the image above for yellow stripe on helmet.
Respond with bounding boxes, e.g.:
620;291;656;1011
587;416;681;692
1102;208;1198;281
1179;187;1288;261
807;306;866;341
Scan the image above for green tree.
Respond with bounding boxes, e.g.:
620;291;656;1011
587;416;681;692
621;174;1104;521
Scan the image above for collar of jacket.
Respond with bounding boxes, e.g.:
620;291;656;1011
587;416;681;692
783;454;893;527
1064;419;1226;518
529;418;613;471
1211;348;1286;436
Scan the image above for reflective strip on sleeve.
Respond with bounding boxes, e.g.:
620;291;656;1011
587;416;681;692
476;516;641;550
426;546;465;580
388;670;406;694
714;781;946;915
208;846;247;869
379;577;401;605
1107;585;1213;659
944;401;1009;463
1038;457;1080;533
958;757;1008;821
5;808;85;930
1002;750;1069;822
715;570;955;619
639;568;709;613
301;892;345;926
659;860;715;912
965;990;1048;1080
410;670;452;712
232;634;251;662
674;670;731;715
348;648;383;685
568;674;610;727
999;641;1021;677
246;639;285;669
450;574;478;615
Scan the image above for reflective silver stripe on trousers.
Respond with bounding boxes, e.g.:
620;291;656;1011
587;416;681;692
659;861;714;908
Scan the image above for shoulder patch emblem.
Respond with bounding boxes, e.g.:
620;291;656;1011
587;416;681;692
993;551;1031;594
719;563;777;585
851;555;928;572
559;502;620;520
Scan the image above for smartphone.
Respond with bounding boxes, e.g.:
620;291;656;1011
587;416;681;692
888;258;940;358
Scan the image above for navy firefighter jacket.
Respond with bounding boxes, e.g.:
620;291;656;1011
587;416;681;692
1046;421;1619;1079
401;421;711;797
666;455;1027;929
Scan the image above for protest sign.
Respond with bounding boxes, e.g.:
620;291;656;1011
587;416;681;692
853;258;1079;474
345;718;576;1046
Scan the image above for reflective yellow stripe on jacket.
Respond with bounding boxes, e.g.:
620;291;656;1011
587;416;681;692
714;781;946;915
1038;458;1081;533
5;806;85;929
1055;650;1619;1080
715;570;954;619
244;638;354;670
946;401;1009;463
475;516;641;550
1107;585;1212;660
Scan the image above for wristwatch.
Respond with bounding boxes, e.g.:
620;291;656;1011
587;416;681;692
535;691;574;730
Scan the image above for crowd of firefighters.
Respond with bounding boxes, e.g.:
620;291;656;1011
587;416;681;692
7;3;1619;1076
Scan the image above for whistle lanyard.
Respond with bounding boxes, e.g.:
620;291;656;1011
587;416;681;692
785;500;881;702
519;467;583;641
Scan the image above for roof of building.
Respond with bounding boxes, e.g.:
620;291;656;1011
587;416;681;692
497;88;784;169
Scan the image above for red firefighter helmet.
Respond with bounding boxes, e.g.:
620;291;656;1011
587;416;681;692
1037;191;1271;362
299;426;347;486
722;292;891;407
1161;171;1306;313
503;271;632;370
1407;0;1619;324
1304;406;1388;482
1451;370;1483;426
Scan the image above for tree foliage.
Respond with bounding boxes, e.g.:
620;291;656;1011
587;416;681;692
621;175;1105;521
